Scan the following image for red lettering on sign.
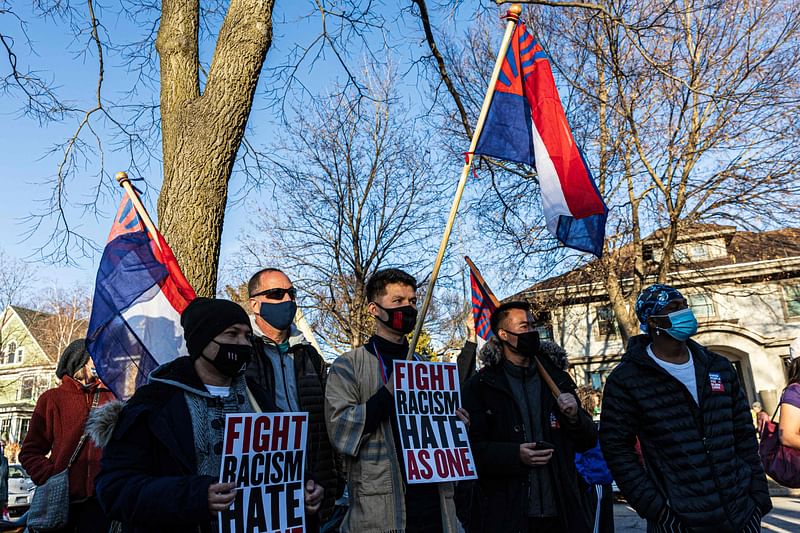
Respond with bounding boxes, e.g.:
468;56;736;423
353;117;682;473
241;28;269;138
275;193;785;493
406;450;421;480
253;416;270;452
395;361;409;390
402;362;460;391
418;449;433;480
291;415;305;448
459;447;476;476
434;449;449;478
225;416;242;455
445;448;465;477
272;415;290;450
445;365;457;389
414;363;428;390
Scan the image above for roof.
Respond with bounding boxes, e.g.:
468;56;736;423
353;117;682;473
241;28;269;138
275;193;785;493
9;306;52;331
515;225;800;299
4;306;59;364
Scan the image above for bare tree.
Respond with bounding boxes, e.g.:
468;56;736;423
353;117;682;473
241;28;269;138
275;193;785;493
0;250;37;351
9;1;420;297
429;1;800;340
34;286;92;359
6;0;279;295
236;73;447;351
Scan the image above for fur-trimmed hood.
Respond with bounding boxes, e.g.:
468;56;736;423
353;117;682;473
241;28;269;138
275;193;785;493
87;400;126;448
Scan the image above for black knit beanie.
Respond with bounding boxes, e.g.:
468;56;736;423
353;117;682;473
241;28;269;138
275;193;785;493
181;297;251;359
56;338;92;379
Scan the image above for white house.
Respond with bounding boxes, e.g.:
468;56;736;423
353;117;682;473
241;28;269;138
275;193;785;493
513;225;800;414
0;306;59;448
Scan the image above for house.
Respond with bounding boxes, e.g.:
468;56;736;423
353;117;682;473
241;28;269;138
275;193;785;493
513;225;800;414
0;306;60;449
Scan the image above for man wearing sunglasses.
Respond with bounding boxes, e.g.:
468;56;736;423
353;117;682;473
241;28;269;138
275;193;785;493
245;268;337;528
599;284;770;533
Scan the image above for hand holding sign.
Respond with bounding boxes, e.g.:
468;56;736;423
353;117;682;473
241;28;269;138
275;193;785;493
218;413;308;533
304;480;324;514
393;360;478;484
456;407;470;430
208;482;237;513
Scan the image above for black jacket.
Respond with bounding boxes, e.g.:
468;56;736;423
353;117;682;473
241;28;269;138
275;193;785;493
246;334;338;518
95;357;277;533
462;356;597;533
599;336;771;533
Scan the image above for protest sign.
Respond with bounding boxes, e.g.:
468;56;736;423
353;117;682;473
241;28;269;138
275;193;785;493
393;360;477;484
218;413;308;533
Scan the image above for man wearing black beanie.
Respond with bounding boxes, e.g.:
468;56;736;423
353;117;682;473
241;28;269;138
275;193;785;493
93;298;324;533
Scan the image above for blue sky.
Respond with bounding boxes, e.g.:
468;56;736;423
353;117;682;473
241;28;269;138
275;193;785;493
0;2;487;295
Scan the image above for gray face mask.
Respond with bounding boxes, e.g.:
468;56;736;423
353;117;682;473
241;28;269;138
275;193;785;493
258;301;297;330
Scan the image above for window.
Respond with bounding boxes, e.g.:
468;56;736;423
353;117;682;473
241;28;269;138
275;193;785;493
688;293;715;319
17;418;29;442
0;418;10;440
535;324;554;343
19;377;35;400
690;245;708;260
531;312;554;343
785;284;800;318
596;306;616;336
5;342;15;365
590;372;605;390
15;345;23;364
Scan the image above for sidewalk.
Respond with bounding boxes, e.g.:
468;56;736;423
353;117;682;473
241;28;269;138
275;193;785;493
613;497;800;532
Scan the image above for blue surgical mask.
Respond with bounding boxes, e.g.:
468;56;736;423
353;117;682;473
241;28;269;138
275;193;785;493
258;301;297;331
654;308;698;341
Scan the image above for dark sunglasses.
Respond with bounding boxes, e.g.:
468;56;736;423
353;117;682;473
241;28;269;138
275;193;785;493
250;287;297;301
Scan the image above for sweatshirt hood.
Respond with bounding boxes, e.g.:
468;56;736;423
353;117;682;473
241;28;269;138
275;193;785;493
147;356;222;399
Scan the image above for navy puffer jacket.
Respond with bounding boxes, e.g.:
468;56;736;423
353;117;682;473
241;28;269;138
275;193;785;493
599;336;771;533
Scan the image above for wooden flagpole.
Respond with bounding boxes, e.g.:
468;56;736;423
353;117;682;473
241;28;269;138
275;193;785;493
465;256;561;398
407;3;523;360
115;171;162;252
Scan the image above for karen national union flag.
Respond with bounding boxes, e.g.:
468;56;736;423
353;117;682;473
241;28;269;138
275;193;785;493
87;195;196;398
474;22;608;257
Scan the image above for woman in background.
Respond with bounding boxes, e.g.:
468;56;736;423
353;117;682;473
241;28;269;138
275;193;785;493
778;351;800;451
20;339;114;533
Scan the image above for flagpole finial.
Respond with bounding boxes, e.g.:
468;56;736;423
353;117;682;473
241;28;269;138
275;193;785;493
115;171;130;186
504;3;523;20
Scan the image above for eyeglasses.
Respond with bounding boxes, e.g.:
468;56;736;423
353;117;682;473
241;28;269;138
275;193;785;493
250;287;297;301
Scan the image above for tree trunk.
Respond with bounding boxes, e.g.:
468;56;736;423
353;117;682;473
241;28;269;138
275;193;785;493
156;0;275;296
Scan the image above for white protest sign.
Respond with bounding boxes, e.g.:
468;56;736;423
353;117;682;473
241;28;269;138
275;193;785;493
393;360;478;484
218;413;308;533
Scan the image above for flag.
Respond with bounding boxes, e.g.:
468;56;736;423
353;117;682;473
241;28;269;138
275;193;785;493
87;195;196;399
470;263;498;341
474;22;608;257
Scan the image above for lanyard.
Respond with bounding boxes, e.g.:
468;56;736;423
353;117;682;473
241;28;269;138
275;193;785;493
371;341;389;385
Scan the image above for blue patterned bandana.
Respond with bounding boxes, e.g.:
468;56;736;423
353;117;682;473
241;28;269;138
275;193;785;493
635;284;684;333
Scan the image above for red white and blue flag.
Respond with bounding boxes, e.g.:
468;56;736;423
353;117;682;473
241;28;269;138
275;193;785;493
470;263;498;341
87;196;196;399
474;22;607;257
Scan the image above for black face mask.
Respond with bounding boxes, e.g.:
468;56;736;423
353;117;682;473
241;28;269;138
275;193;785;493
502;330;541;358
202;341;252;377
373;303;418;335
